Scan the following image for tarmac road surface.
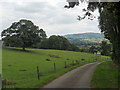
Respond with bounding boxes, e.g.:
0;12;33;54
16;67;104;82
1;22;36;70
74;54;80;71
43;61;106;88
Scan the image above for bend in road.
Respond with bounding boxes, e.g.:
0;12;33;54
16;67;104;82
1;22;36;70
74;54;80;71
43;61;106;88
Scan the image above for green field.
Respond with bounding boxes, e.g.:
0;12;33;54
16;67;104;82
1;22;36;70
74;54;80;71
2;47;108;88
91;61;118;88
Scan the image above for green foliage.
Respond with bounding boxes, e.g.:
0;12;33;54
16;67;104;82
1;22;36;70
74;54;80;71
1;19;47;51
2;47;108;88
89;46;97;54
33;35;80;51
101;41;111;56
91;61;118;88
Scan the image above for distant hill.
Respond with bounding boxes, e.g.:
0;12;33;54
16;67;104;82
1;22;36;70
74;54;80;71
64;33;105;45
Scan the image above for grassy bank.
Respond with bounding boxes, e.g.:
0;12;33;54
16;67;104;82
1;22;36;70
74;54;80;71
2;47;108;88
91;61;118;88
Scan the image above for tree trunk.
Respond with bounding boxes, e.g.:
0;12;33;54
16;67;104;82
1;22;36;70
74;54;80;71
112;34;120;65
115;40;120;65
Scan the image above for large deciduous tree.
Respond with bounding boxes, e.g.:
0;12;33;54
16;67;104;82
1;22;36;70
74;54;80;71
65;0;120;65
1;19;47;51
48;35;79;51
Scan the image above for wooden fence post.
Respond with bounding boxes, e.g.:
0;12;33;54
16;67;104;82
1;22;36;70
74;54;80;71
64;61;67;68
37;66;40;80
3;78;7;88
72;60;74;65
54;63;56;72
76;60;79;64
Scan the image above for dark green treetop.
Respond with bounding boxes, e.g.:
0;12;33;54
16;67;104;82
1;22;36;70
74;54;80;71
1;19;47;51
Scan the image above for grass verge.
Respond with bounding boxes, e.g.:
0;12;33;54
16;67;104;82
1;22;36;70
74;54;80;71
91;61;118;88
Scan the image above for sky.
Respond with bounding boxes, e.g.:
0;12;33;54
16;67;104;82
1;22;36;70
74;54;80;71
0;0;100;38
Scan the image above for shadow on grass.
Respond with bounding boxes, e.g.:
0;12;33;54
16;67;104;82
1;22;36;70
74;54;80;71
3;47;37;54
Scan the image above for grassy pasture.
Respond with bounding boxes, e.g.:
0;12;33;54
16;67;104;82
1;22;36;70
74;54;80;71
2;47;108;88
91;61;118;88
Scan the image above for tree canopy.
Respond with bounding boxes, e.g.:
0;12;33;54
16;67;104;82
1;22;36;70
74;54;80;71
1;19;47;51
32;35;80;51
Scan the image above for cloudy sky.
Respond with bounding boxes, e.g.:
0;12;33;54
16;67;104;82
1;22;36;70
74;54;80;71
0;0;100;38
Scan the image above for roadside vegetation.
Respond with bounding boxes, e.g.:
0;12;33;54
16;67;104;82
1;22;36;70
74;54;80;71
2;47;108;88
91;61;118;88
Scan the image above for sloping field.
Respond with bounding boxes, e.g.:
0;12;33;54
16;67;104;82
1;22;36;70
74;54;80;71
2;47;108;88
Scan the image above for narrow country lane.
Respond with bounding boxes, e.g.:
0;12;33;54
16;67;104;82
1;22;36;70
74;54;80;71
43;61;106;88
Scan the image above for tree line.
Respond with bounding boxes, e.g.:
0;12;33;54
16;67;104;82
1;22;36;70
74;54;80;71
1;19;80;52
1;19;111;55
32;35;80;51
1;19;111;56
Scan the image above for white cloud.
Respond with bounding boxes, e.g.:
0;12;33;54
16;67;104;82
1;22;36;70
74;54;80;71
0;0;100;39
